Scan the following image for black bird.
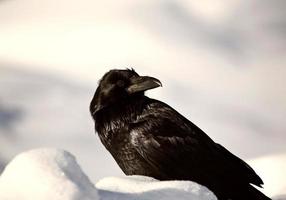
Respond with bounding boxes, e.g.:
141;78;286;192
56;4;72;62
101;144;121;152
90;69;271;200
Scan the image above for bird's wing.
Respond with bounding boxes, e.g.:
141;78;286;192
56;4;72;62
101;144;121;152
130;100;263;187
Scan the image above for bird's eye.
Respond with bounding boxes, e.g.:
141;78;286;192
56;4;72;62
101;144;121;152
117;80;125;87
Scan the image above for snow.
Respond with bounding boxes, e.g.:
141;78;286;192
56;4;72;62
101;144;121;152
0;148;217;200
0;148;98;200
97;176;217;200
0;0;285;198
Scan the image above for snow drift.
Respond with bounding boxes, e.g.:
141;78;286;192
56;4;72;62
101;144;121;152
0;148;217;200
0;149;98;200
97;176;217;200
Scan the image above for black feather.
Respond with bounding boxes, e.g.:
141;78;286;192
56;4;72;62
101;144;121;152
90;69;271;200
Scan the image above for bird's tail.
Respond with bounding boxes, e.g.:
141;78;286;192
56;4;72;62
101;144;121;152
218;184;272;200
246;185;272;200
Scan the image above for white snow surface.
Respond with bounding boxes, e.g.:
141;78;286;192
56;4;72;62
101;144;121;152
0;148;217;200
0;148;98;200
97;176;217;200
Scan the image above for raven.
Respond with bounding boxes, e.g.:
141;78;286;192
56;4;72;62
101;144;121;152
90;69;271;200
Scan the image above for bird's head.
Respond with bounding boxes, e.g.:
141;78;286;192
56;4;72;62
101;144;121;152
90;68;162;115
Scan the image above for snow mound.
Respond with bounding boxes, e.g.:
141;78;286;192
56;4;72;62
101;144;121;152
0;148;98;200
0;148;217;200
96;176;217;200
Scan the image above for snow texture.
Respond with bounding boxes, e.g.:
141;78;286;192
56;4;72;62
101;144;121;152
0;148;217;200
0;148;98;200
97;176;217;200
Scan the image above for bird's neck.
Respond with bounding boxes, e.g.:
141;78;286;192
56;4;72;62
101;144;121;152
94;95;148;132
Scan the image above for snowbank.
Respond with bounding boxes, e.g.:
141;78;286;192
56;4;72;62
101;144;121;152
0;148;98;200
97;176;217;200
0;148;217;200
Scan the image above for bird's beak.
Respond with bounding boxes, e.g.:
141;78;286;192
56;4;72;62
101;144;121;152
126;76;162;94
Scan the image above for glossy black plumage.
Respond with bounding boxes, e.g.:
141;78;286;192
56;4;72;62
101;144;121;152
90;69;271;200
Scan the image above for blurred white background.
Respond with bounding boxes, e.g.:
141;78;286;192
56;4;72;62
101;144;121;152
0;0;285;197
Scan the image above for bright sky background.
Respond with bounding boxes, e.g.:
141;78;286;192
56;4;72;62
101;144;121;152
0;0;285;197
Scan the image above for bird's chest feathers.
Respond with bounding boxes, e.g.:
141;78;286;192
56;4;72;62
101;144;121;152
96;111;133;151
96;111;149;170
96;105;140;147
